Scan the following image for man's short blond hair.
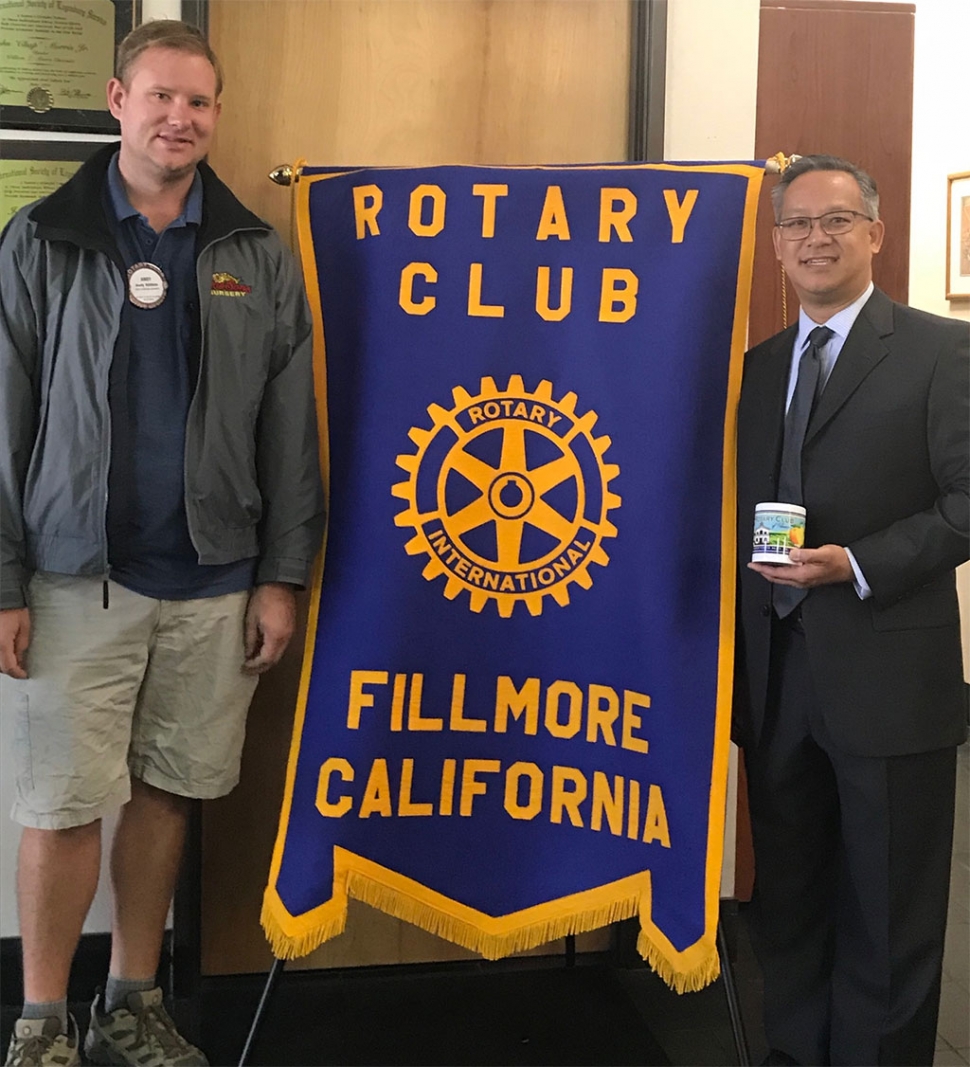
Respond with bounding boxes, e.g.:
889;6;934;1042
116;19;223;97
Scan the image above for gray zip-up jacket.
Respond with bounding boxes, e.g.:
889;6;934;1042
0;145;325;610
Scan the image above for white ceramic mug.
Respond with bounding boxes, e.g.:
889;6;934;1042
752;502;806;564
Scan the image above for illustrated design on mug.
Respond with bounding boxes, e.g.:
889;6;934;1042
752;503;807;564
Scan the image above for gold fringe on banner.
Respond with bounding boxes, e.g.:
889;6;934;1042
343;876;638;959
636;929;721;993
262;851;721;994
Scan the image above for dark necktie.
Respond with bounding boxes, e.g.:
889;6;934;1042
774;324;834;618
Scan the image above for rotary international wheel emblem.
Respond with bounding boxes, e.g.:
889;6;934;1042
393;375;621;617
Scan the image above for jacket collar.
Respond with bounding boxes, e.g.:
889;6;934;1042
29;143;118;252
805;287;894;444
745;288;894;474
29;142;269;250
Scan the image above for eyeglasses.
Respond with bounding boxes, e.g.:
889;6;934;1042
775;210;873;241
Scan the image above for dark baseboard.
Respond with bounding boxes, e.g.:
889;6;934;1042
0;933;171;1008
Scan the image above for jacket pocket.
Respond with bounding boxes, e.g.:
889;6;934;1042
870;577;960;631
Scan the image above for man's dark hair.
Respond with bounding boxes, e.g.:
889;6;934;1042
771;154;880;222
116;19;223;97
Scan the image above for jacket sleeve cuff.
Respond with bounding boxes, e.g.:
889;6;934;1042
255;556;311;590
1;570;29;610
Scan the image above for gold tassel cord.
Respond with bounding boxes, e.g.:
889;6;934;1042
765;153;800;328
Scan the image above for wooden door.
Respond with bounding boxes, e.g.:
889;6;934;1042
749;0;914;346
201;0;633;976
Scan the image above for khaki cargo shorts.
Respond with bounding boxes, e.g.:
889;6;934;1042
6;573;259;830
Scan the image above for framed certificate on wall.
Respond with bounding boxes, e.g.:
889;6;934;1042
0;0;134;134
1;138;109;223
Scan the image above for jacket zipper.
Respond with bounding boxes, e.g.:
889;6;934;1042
184;226;266;558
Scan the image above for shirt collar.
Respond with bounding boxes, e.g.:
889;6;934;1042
795;281;874;353
105;151;203;229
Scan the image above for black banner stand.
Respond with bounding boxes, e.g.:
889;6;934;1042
718;920;752;1065
236;925;750;1067
238;954;284;1067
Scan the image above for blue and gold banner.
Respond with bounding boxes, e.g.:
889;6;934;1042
263;162;763;990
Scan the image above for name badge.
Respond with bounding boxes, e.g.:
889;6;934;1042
127;262;168;309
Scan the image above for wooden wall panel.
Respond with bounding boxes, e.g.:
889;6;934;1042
202;0;630;976
750;0;914;346
208;0;629;240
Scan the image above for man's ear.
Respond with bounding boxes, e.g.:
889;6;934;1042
771;225;783;262
868;218;886;255
106;77;126;120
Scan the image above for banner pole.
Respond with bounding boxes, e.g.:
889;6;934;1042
718;919;751;1066
237;956;286;1067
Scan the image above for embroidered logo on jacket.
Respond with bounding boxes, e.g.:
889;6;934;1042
210;272;252;297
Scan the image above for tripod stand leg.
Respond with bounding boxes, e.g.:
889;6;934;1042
718;919;751;1066
238;956;286;1066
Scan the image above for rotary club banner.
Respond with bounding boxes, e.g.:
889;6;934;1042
262;162;763;991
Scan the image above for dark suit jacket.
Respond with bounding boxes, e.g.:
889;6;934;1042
734;287;969;757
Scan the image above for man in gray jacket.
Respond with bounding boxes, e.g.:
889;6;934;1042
0;20;324;1067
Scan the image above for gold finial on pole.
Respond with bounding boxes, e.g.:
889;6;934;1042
269;164;295;186
765;152;802;175
268;160;307;250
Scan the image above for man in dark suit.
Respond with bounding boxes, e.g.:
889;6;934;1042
735;154;969;1066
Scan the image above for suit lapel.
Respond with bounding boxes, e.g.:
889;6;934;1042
750;323;796;472
806;288;894;445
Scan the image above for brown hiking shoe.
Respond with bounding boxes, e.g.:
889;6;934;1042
84;989;208;1066
4;1016;80;1067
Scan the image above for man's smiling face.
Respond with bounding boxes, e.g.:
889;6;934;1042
773;169;885;319
108;45;220;186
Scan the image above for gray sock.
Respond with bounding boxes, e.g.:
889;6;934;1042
104;975;156;1014
21;999;68;1035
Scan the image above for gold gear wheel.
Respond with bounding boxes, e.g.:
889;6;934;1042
392;375;621;617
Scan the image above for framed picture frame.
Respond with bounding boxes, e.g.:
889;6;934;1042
0;0;135;134
946;171;970;300
1;139;109;225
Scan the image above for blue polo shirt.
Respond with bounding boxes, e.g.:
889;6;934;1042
103;153;255;599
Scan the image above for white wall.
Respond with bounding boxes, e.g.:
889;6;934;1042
907;0;970;679
664;0;760;162
909;0;970;324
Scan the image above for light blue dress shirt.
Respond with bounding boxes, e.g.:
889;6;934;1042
785;282;875;599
